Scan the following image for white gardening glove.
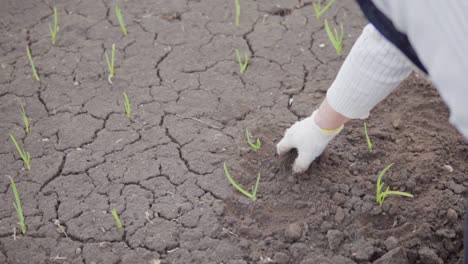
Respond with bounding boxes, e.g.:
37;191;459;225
277;110;343;174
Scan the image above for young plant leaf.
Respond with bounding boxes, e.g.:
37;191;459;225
115;5;128;36
376;163;414;207
19;101;30;134
123;92;131;119
246;129;261;152
324;19;344;56
8;176;26;235
223;162;260;201
235;49;249;74
26;46;40;81
49;7;59;45
9;134;31;171
105;44;116;84
364;122;373;153
312;0;336;20
234;0;241;27
111;209;123;229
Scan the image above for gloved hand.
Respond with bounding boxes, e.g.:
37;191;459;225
277;110;343;173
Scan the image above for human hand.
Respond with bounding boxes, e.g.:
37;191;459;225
277;110;343;174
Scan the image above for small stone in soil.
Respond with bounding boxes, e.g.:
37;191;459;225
327;229;344;250
392;119;401;129
285;222;303;241
273;252;289;264
446;208;458;222
335;207;345;224
442;164;453;173
384;236;399;251
370;206;382;215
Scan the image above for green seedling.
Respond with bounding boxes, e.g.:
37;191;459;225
376;163;414;207
324;19;344;56
123;92;131;119
313;0;336;20
235;49;249;74
234;0;240;27
105;44;116;84
246;129;261;152
223;162;260;202
26;46;40;81
111;209;123;229
8;176;26;235
49;7;59;45
9;134;31;171
115;5;128;36
364;122;372;153
19;101;30;134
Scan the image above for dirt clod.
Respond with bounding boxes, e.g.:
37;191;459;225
373;247;408;264
435;228;456;238
391;119;402;129
335;207;345;223
418;246;444;264
273;252;290;264
327;229;344;250
353;246;376;262
446;180;464;194
285;222;303;242
384;236;399;251
446;208;458;222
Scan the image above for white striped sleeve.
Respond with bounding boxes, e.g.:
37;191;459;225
326;24;413;119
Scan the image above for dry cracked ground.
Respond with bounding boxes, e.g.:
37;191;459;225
0;0;466;263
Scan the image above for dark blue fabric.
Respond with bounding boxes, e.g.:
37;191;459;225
356;0;428;74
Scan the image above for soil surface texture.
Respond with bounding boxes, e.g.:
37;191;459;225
0;0;466;263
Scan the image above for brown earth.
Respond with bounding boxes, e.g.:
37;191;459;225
0;0;466;263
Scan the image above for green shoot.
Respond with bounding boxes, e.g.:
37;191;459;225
19;101;30;135
111;209;123;229
313;0;336;20
235;49;249;74
115;5;128;36
123;92;131;119
49;7;59;45
324;19;344;56
8;176;26;235
26;46;40;81
223;162;260;202
105;44;116;84
9;134;31;171
246;129;261;152
234;0;240;27
364;122;372;153
376;163;414;207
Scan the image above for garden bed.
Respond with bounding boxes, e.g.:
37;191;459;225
0;0;465;263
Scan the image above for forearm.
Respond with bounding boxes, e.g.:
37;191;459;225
315;99;349;130
321;24;413;123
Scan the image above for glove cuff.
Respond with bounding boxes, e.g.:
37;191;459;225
311;110;344;135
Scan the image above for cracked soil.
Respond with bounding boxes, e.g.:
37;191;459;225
0;0;466;263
